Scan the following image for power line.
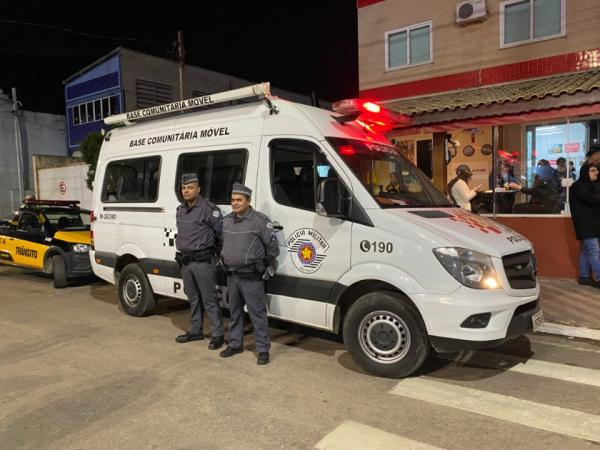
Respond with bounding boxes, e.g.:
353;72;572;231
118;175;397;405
0;18;170;46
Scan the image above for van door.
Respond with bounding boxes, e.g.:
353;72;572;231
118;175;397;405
256;138;352;329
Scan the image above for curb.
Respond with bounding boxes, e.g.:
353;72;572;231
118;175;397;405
538;322;600;341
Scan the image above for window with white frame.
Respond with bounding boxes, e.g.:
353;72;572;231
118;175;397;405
501;0;564;48
385;21;432;70
71;94;119;126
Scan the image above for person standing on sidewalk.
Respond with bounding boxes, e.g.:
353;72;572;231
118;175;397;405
174;173;225;350
219;183;279;365
570;164;600;288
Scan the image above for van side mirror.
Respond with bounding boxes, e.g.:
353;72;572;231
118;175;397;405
317;179;346;218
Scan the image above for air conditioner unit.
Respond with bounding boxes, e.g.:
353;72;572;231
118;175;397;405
456;0;487;24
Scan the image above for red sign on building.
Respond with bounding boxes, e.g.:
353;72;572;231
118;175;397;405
565;143;580;153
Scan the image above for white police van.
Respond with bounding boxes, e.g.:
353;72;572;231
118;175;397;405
90;83;542;377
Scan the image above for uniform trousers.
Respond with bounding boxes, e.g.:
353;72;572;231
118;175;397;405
226;274;271;352
181;261;223;337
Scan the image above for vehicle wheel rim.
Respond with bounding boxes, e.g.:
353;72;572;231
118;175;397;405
123;275;142;308
358;310;411;364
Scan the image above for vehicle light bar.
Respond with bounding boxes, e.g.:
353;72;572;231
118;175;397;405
104;82;272;126
331;98;412;133
23;199;81;207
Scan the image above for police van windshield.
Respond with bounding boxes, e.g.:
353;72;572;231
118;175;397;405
44;209;90;230
327;137;452;208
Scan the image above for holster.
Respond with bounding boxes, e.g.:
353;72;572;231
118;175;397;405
215;261;227;285
176;248;215;267
226;261;265;280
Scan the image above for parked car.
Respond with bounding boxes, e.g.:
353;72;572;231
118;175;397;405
0;199;93;288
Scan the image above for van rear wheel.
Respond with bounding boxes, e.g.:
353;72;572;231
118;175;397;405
118;263;156;316
343;291;429;378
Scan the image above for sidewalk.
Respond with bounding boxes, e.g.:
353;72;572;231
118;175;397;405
539;277;600;330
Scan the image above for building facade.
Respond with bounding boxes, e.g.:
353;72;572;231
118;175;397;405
63;47;326;155
0;91;67;217
358;0;600;278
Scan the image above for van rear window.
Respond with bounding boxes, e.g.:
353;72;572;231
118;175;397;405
176;150;247;204
101;156;161;203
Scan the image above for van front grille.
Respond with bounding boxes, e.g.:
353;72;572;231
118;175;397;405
502;251;537;289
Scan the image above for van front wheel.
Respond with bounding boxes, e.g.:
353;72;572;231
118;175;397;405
343;291;429;378
118;263;156;316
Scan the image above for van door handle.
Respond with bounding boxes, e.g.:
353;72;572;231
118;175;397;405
272;221;284;231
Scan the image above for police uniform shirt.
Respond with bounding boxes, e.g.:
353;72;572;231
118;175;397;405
175;197;223;253
221;207;279;270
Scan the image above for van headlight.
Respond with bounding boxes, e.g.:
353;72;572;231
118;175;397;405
433;247;500;289
72;243;90;253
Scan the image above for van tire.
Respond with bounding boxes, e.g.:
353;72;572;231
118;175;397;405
118;263;156;316
52;255;68;289
342;291;429;378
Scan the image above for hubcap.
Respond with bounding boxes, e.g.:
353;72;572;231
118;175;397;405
122;275;142;308
358;310;411;364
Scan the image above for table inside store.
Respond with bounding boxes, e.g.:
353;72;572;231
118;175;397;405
474;190;518;214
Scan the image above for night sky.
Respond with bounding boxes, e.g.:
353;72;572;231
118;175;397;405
1;1;358;114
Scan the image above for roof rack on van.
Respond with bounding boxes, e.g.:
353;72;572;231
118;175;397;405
104;82;274;126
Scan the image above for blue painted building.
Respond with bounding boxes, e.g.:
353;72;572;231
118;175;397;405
64;47;326;155
64;50;122;155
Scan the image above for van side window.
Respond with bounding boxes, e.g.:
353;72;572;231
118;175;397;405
176;150;247;204
101;156;161;203
270;139;337;211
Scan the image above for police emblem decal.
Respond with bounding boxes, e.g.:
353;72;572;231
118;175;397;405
286;228;329;273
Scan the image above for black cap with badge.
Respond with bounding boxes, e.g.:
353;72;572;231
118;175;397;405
181;173;199;185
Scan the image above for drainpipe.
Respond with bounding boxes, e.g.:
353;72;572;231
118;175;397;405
12;87;24;206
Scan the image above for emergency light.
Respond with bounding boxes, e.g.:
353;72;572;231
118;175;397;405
23;199;81;207
104;83;273;126
332;99;411;133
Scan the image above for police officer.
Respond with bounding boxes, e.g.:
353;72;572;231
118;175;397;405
219;183;279;365
175;173;225;350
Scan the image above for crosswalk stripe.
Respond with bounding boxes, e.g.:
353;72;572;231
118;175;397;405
391;378;600;443
538;322;600;341
314;420;443;450
442;350;600;388
528;337;600;354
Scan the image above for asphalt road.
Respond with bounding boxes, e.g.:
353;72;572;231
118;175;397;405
1;266;599;450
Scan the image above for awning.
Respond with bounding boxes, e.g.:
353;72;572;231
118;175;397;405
385;69;600;116
392;103;600;136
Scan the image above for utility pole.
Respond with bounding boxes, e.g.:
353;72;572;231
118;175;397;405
11;87;24;205
177;31;186;101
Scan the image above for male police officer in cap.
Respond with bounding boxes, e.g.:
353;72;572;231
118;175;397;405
219;183;279;365
175;173;225;350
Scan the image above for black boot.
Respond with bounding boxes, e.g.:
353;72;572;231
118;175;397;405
175;332;204;343
257;352;270;365
208;335;225;350
219;346;243;358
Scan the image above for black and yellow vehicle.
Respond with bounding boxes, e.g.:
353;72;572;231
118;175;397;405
0;199;93;288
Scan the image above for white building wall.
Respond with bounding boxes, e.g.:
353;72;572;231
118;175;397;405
37;165;93;210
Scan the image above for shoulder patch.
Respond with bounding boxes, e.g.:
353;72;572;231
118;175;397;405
212;210;221;218
265;222;273;229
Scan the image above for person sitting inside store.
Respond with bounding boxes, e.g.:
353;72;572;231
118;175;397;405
513;160;562;214
448;164;481;212
489;161;519;189
556;157;569;181
385;172;400;193
568;161;577;180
